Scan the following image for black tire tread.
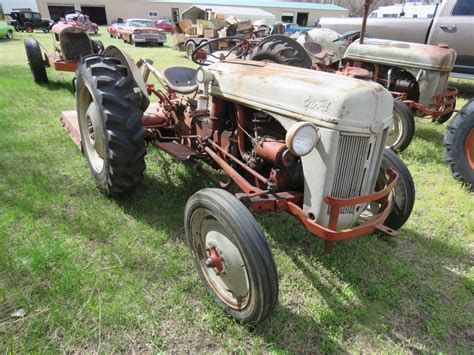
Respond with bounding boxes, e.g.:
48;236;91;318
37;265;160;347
247;39;308;67
444;100;474;190
382;149;415;230
76;54;147;194
436;98;456;124
24;38;48;83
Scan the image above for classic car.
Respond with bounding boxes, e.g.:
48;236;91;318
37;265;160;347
65;13;98;34
155;19;173;31
117;19;167;46
107;23;124;38
7;11;53;33
0;24;14;39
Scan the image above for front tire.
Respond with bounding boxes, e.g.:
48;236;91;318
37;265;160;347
76;55;147;195
185;41;196;59
436;98;456;124
386;100;415;152
361;149;415;230
444;100;474;190
24;38;48;83
380;149;415;230
185;188;279;324
6;30;13;40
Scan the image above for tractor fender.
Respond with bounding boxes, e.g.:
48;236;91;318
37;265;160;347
103;45;150;111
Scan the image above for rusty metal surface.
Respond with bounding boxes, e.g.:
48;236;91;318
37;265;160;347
359;0;372;45
155;142;197;160
204;146;262;194
60;110;81;150
255;139;293;168
401;86;458;118
345;39;457;72
46;54;77;72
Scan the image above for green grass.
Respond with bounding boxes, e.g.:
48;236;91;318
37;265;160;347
0;27;473;352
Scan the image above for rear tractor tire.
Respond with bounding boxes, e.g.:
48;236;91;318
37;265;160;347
444;100;474;190
185;188;279;324
24;38;48;84
246;38;311;68
385;100;415;152
76;55;147;195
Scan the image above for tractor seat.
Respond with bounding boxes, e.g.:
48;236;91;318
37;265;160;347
162;67;198;94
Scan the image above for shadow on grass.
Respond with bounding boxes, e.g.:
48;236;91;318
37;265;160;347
256;213;473;352
117;157;471;351
2;143;470;352
42;79;75;95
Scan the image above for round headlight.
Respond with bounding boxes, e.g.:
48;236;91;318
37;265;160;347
285;122;320;157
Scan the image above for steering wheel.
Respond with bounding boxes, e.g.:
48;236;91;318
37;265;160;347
191;37;250;66
65;10;87;26
333;30;363;43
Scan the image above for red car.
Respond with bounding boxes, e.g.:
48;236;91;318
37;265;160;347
107;23;124;38
155;19;173;31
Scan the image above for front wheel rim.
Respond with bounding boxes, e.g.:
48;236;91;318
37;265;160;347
186;43;195;58
79;99;105;174
386;112;403;148
191;209;250;310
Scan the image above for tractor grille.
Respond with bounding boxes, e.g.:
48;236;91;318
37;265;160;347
329;133;371;214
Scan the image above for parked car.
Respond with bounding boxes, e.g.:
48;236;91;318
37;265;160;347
7;11;53;33
65;13;98;34
284;23;301;34
107;23;124;38
155;19;173;31
0;24;15;39
117;19;167;46
320;0;474;76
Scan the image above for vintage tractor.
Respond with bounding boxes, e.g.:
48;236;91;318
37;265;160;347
444;99;474;191
69;42;415;324
24;11;103;84
244;28;457;153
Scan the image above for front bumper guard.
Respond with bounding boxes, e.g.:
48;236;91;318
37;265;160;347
239;169;399;242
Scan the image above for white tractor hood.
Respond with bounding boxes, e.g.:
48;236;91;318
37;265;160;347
206;60;394;134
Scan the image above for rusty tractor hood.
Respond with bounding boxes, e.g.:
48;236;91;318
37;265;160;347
206;60;393;134
344;39;456;72
52;22;75;35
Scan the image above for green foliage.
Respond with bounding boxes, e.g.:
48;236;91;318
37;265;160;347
0;27;473;352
